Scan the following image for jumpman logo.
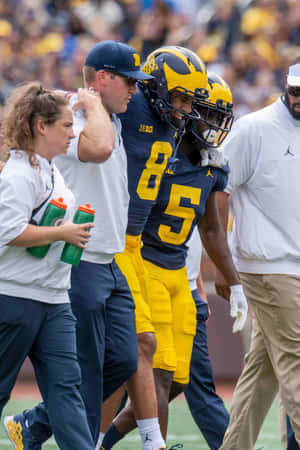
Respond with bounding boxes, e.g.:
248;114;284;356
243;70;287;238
206;168;214;178
144;434;152;442
284;146;295;156
165;168;174;175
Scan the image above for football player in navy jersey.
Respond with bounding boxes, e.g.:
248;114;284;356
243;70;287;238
140;75;247;441
183;74;234;450
102;73;248;448
100;47;208;450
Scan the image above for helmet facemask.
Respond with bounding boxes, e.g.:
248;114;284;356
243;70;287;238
190;99;234;149
140;46;208;131
187;71;234;151
141;80;203;131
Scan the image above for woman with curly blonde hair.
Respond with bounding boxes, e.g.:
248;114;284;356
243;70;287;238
0;82;95;450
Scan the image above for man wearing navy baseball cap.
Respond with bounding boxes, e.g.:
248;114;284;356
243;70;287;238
5;41;148;449
85;40;153;81
81;40;153;116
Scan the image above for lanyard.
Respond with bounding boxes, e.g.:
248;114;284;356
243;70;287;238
30;168;55;224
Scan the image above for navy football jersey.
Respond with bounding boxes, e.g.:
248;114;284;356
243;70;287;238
141;150;229;270
119;86;176;236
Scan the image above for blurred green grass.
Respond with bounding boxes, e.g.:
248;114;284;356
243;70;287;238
1;396;282;449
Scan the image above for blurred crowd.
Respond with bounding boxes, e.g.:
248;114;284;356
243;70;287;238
0;0;299;117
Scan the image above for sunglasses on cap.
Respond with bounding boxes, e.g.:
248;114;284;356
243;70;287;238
287;86;300;97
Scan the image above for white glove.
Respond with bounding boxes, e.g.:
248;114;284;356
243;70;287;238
230;284;248;333
200;149;209;166
200;148;228;168
207;148;228;168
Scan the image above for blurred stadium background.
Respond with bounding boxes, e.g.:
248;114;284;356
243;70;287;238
1;0;298;446
0;0;299;116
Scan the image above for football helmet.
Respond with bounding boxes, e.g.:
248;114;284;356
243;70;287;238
141;46;208;129
190;72;234;148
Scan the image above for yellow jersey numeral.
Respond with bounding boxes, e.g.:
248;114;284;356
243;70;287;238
158;184;201;245
136;141;173;201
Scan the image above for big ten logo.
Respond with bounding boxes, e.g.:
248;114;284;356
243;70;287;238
133;53;141;67
139;124;153;133
143;55;158;74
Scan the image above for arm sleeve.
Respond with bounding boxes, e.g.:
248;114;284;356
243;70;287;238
0;175;38;246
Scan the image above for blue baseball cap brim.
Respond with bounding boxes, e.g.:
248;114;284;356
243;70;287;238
115;69;153;81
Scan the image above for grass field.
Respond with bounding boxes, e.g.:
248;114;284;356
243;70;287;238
1;396;283;449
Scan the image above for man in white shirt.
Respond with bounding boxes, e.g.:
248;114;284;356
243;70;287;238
185;229;230;450
6;41;153;449
217;61;300;449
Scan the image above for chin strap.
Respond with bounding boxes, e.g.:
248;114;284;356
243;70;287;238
140;82;188;131
167;128;185;171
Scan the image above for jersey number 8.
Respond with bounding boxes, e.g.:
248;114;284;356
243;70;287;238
137;141;173;201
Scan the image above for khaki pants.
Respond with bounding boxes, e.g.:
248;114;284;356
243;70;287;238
220;272;300;450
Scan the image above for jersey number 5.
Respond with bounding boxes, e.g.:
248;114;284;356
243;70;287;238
137;141;173;200
158;184;201;245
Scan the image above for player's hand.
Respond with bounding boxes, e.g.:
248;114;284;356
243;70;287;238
208;149;228;168
215;269;231;301
229;284;248;333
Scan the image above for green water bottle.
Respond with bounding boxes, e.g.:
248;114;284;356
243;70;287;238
27;197;67;258
60;203;95;266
